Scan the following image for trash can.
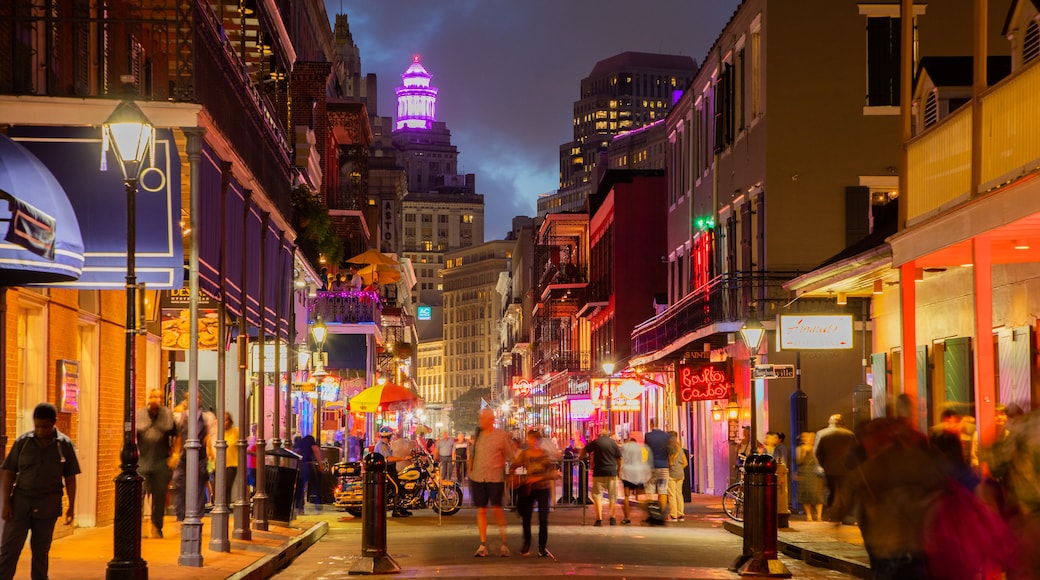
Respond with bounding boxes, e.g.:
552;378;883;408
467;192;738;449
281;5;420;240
265;446;301;524
318;446;341;504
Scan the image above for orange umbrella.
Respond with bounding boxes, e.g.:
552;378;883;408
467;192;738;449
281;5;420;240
347;249;399;268
347;381;420;413
357;262;401;285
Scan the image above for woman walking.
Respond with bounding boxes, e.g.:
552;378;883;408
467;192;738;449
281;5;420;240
509;429;557;558
795;431;825;521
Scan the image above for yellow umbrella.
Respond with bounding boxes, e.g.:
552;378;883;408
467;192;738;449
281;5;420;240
347;381;420;413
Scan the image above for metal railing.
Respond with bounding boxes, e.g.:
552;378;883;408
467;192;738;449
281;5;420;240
312;290;382;324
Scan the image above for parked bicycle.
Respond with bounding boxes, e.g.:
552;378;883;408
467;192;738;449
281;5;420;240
722;468;745;522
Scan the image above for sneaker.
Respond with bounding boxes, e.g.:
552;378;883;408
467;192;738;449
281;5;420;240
621;519;631;525
519;545;531;557
677;515;685;521
500;543;510;557
609;517;616;526
474;543;489;557
539;548;555;560
593;519;602;527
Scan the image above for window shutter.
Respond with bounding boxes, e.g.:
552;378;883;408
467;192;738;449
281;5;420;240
943;337;974;405
1025;20;1040;64
867;17;901;106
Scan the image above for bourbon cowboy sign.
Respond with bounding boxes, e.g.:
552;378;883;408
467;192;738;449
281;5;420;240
675;358;733;403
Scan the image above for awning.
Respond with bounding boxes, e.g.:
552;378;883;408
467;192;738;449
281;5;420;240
0;133;84;284
10;126;183;289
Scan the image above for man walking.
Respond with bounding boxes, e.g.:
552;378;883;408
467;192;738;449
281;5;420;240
0;403;81;580
435;431;455;480
643;419;671;524
580;428;622;526
136;389;177;538
468;409;515;557
814;414;857;514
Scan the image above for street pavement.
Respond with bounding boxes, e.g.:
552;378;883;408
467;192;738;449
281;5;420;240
274;495;866;579
10;495;868;579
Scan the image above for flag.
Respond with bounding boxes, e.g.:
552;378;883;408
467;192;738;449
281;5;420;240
480;398;489;410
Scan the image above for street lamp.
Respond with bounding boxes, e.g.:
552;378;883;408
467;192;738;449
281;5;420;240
602;361;615;434
738;306;766;453
311;317;328;444
104;96;153;579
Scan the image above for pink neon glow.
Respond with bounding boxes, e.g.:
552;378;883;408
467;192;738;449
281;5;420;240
396;54;438;130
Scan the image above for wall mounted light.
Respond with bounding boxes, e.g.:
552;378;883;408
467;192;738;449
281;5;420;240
1013;240;1030;250
873;280;884;295
836;292;847;305
712;402;724;422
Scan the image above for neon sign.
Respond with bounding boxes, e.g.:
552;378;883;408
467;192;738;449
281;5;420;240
676;360;732;403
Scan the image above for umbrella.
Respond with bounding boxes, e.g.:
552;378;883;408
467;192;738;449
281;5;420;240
348;381;420;413
357;262;402;285
347;248;399;268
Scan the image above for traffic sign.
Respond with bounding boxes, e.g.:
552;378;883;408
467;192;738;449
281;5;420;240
774;364;795;378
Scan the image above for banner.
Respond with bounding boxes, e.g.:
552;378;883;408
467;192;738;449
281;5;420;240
675;359;732;403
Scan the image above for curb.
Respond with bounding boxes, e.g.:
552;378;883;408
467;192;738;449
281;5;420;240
722;520;870;578
229;521;329;580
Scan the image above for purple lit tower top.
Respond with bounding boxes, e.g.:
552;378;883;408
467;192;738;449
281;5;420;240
396;54;438;130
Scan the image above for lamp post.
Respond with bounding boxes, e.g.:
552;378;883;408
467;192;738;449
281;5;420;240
104;96;153;579
311;317;328;444
738;307;766;448
602;361;615;435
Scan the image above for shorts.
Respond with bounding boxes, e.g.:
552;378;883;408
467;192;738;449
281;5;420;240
470;480;505;508
621;480;645;493
644;468;669;496
591;476;618;502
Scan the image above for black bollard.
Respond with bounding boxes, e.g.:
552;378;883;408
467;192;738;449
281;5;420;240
559;452;574;504
349;452;400;575
732;454;790;577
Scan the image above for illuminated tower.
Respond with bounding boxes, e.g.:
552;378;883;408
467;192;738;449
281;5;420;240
396;54;438;130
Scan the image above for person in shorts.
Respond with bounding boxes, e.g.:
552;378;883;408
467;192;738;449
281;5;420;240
643;419;671;524
468;409;515;557
619;434;652;525
580;428;622;526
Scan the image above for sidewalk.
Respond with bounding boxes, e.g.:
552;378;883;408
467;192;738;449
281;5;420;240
723;516;870;578
10;515;327;580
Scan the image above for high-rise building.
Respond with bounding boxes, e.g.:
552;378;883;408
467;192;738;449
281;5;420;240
391;55;485;308
442;240;514;402
540;51;698;216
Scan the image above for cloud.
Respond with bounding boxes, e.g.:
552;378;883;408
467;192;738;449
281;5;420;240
332;0;740;238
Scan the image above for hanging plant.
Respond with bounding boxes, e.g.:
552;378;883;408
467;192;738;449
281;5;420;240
292;185;344;271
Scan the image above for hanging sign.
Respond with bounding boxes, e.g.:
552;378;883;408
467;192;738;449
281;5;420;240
57;359;79;413
778;314;853;349
513;378;533;397
675;360;732;403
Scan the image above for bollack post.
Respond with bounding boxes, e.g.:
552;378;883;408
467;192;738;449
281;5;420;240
349;453;400;575
733;454;790;577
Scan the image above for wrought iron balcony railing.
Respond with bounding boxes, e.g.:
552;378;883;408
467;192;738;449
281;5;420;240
312;290;382;325
533;349;590;377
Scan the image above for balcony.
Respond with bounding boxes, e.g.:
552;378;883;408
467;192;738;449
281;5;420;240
312;290;382;325
533;350;590;377
0;0;294;216
907;59;1040;224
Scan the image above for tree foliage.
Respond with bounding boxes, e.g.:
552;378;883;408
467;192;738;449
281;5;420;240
449;387;492;436
291;185;343;272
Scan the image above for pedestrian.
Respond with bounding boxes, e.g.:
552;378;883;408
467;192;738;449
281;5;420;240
435;431;455;480
580;428;622;526
136;388;176;538
222;412;239;505
795;432;824;521
643;418;671;524
508;429;557;559
245;423;258;495
294;431;323;515
666;431;687;522
171;394;213;521
468;408;515;557
813;413;857;515
619;434;651;525
453;432;469;481
0;403;80;580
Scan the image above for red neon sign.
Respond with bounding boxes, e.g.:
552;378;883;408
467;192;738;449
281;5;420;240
676;360;732;403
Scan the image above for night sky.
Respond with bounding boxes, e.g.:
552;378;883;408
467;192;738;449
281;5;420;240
328;0;741;239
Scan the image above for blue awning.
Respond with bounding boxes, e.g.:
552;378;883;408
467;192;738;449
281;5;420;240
0;133;84;284
10;126;183;289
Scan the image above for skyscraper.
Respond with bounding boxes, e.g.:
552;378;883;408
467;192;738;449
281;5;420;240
541;51;698;216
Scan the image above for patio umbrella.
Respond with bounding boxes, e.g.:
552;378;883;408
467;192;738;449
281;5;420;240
348;381;420;413
347;248;399;268
357;262;402;285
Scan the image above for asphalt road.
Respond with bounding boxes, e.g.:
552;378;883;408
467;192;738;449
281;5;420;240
271;498;859;579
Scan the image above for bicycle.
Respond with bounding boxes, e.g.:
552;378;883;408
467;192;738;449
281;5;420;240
722;468;745;522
